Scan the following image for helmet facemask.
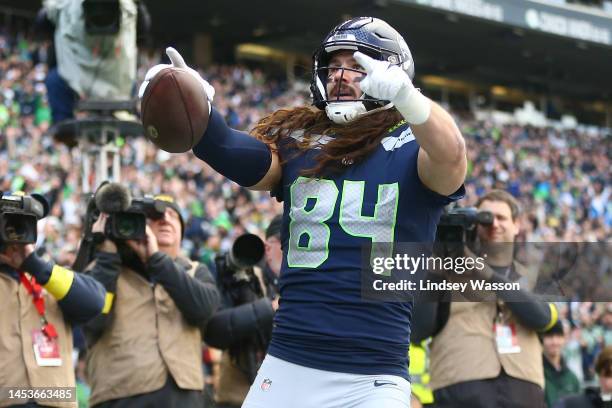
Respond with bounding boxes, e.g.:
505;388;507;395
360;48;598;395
313;48;395;125
319;63;369;125
310;17;415;125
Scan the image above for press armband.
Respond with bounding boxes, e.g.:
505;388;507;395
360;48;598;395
22;253;75;300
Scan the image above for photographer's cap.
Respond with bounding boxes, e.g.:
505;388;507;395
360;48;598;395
154;194;185;237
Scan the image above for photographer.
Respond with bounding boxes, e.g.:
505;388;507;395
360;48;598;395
81;191;220;408
204;217;281;408
0;192;105;408
413;189;558;408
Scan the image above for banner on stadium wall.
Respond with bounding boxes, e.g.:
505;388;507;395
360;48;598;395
402;0;612;46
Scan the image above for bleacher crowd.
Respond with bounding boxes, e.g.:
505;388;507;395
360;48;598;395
1;29;610;408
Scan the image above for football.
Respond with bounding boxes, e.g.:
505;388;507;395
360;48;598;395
141;67;210;153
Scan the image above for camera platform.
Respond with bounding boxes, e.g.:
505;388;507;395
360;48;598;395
48;99;143;193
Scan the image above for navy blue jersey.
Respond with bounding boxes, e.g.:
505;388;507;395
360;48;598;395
268;121;464;378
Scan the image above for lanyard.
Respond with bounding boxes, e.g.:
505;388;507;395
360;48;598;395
19;272;58;339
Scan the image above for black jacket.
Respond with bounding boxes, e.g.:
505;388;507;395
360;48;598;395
554;388;612;408
203;264;277;349
204;264;278;384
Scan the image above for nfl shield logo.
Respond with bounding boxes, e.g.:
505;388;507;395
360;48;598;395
261;378;272;391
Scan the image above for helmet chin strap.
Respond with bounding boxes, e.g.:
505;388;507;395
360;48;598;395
325;101;395;125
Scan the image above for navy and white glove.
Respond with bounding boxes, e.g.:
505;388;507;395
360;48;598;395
353;51;431;125
138;47;215;113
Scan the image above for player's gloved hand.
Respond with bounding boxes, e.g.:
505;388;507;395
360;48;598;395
138;47;215;111
353;51;430;125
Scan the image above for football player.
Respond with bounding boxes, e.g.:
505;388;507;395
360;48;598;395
140;16;466;408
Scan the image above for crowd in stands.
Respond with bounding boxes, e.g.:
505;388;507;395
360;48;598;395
1;30;610;406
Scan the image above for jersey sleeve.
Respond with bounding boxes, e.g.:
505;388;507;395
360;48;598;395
419;182;466;206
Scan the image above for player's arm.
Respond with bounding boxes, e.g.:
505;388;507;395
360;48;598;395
412;104;466;196
354;52;466;196
191;107;282;191
248;146;281;191
139;48;281;191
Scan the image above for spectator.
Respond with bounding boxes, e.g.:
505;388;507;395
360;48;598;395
579;304;605;382
554;345;612;408
543;320;582;407
602;304;612;347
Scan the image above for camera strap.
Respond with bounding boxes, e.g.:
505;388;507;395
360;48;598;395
18;272;58;339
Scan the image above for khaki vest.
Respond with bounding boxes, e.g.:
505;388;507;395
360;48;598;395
215;266;269;406
0;272;76;408
430;262;544;390
87;260;204;406
215;353;251;405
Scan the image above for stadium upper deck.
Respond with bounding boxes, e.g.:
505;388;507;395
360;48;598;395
2;0;611;125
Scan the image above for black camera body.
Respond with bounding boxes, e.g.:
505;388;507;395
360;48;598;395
82;0;121;35
436;207;494;244
73;183;169;271
90;182;169;241
0;193;48;247
104;198;166;241
215;234;266;305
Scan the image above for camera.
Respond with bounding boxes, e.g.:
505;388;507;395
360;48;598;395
435;207;493;257
215;234;265;305
0;193;48;247
90;182;168;241
103;198;166;241
73;183;169;271
436;207;494;243
82;0;121;35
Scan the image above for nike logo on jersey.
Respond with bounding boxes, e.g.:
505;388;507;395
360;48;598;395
381;128;414;151
373;380;398;387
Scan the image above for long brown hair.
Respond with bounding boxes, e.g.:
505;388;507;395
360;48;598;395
251;106;404;177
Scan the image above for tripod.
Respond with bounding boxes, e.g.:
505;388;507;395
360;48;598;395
48;99;143;193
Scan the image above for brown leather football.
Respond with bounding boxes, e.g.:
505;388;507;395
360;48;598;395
141;67;209;153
